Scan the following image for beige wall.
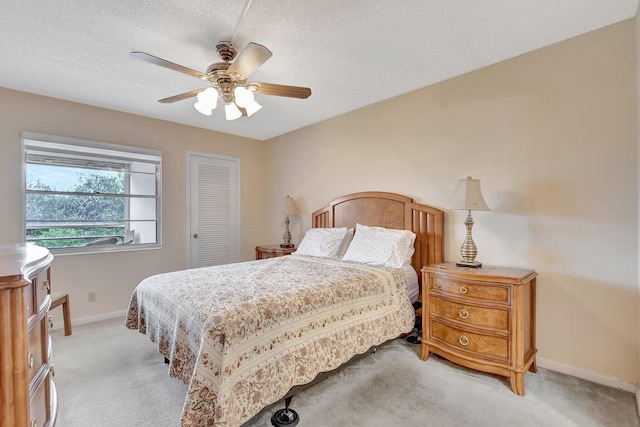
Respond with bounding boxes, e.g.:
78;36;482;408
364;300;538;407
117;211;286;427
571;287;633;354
264;21;639;385
0;88;266;319
636;3;640;403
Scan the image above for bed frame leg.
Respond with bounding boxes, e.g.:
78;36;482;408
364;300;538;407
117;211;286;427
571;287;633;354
271;396;299;427
164;357;169;364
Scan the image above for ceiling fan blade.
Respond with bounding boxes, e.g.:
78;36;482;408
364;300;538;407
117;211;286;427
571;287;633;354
158;89;204;103
249;82;311;99
131;52;208;80
227;42;272;79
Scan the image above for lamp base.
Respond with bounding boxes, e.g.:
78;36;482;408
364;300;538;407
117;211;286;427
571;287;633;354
280;243;295;248
456;260;482;268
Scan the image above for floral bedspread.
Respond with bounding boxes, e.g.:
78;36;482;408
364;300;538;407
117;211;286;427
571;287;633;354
125;255;415;427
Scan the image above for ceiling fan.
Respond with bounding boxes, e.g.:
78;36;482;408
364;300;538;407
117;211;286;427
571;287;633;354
131;41;311;121
130;0;311;121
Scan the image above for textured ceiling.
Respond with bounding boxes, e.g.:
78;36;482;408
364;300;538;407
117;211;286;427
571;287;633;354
1;1;637;141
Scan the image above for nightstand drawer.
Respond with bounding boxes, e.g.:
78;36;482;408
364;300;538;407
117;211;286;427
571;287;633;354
431;276;510;303
430;320;510;362
430;296;509;332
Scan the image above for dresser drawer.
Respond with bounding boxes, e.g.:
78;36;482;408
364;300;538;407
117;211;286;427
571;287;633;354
25;282;36;318
431;276;510;303
30;372;53;427
430;319;510;362
27;319;47;384
34;269;50;313
430;296;510;332
24;269;50;319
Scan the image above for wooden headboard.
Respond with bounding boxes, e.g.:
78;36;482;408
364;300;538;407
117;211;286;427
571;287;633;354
312;191;444;283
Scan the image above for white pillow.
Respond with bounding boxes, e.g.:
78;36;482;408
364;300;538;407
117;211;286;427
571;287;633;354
342;223;416;268
294;227;350;258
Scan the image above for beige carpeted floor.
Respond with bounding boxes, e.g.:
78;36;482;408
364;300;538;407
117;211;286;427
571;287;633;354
52;317;639;427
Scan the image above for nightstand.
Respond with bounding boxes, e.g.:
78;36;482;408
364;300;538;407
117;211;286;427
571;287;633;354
421;262;537;396
255;244;296;260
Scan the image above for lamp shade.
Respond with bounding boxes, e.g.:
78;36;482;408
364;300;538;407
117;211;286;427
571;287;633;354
225;102;242;120
194;88;218;116
243;99;262;117
197;87;219;108
282;196;299;216
233;86;254;108
447;176;490;211
194;101;213;116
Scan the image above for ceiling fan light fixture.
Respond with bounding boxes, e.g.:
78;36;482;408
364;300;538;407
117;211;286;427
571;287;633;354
225;102;242;120
233;86;254;108
244;99;262;117
197;87;219;108
194;101;213;116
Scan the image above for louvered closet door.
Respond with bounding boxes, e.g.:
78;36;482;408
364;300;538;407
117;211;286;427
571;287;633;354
188;153;240;268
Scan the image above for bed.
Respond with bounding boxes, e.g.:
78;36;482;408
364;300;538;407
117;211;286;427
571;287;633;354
126;191;444;426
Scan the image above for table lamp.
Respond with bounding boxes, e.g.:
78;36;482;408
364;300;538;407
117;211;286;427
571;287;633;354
281;196;299;248
447;176;490;268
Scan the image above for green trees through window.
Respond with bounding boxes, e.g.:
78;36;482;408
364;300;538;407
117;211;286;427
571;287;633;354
26;171;127;248
23;133;162;253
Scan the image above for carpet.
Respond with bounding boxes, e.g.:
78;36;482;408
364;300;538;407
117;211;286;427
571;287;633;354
52;317;639;426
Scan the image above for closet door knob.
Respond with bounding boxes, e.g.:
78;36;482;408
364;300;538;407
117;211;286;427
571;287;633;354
192;233;199;238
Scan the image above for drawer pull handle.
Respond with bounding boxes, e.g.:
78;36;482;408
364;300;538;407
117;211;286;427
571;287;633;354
458;335;470;346
30;418;37;427
459;309;469;319
28;352;34;369
459;286;468;294
42;280;50;292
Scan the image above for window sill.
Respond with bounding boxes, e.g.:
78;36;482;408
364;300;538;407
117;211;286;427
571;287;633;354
49;243;162;256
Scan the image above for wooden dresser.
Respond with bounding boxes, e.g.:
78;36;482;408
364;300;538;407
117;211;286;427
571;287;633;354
0;243;57;427
421;262;537;396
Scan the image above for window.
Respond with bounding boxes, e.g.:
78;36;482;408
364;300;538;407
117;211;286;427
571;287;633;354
22;132;162;254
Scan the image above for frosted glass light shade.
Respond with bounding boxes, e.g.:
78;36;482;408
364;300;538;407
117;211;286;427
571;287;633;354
197;87;218;108
194;87;218;116
225;102;242;120
244;100;262;117
194;101;213;116
233;86;254;108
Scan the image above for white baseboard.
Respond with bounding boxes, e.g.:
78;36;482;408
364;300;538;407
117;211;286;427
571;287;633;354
50;309;127;332
537;356;636;393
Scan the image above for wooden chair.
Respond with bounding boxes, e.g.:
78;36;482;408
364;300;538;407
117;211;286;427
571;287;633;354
50;292;72;336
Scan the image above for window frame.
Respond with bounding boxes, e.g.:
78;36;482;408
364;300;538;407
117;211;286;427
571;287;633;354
21;132;162;255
